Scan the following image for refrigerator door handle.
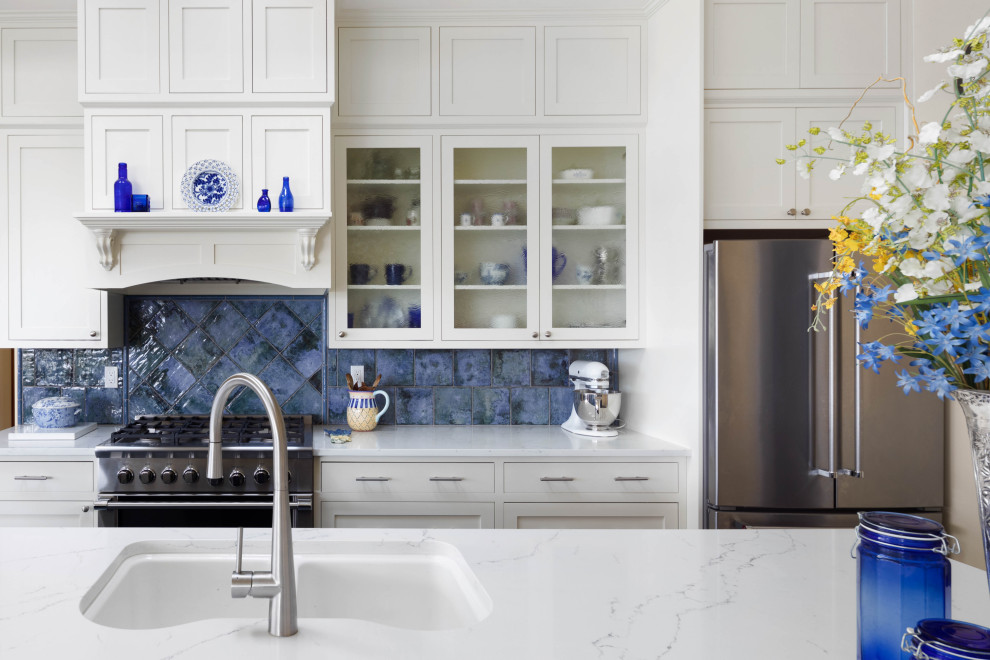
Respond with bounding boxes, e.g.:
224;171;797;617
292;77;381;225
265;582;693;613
810;272;836;478
838;295;865;479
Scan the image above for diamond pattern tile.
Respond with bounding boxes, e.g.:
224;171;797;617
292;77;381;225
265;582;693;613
257;302;305;350
153;302;195;350
229;329;278;373
174;328;223;378
260;356;304;404
202;302;250;351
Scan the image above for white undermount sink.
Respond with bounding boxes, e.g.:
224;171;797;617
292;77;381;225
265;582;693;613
80;539;493;631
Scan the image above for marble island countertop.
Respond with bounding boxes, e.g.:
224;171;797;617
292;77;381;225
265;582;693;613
2;527;988;659
0;424;690;457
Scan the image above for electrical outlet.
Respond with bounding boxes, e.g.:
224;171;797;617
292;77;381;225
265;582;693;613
104;366;119;389
350;365;365;386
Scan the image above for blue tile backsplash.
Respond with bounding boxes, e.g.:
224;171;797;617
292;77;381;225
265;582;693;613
16;295;618;427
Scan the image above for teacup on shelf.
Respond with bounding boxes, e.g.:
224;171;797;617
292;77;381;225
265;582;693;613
455;271;469;285
479;262;509;285
576;264;594;285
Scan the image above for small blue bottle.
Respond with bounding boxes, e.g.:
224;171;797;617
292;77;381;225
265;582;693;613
856;512;956;660
114;163;132;212
279;177;293;212
257;189;271;212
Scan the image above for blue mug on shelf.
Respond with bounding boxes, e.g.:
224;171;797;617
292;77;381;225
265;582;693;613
408;305;422;328
552;247;567;281
385;263;413;285
349;263;377;285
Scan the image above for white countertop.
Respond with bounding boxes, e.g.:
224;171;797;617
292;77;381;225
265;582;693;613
0;424;689;458
1;527;987;659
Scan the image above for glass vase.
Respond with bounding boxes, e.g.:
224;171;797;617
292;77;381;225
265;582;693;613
114;162;132;212
257;189;271;212
950;389;990;597
279;177;294;212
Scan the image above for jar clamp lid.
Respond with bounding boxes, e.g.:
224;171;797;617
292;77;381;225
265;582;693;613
903;619;990;659
853;511;960;557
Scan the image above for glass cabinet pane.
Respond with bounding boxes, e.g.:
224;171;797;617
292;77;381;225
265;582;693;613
451;146;530;330
336;139;430;338
548;145;628;331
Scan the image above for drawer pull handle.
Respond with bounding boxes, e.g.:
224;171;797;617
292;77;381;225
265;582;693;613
614;476;650;481
429;476;465;482
355;476;391;482
540;476;575;482
14;475;50;481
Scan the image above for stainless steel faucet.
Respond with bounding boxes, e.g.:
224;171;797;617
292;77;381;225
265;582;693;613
207;373;297;637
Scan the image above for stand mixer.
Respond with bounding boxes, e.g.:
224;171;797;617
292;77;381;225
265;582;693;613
561;360;622;438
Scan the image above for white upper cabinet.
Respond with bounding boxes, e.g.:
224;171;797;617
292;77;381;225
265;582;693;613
171;114;243;209
83;0;161;95
252;0;328;93
439;26;535;116
337;27;431;116
545;26;641;116
251;114;325;209
706;0;901;90
168;0;243;93
1;28;82;117
89;114;164;210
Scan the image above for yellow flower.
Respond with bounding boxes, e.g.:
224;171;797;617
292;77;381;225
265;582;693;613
904;321;918;337
837;256;856;273
868;188;882;201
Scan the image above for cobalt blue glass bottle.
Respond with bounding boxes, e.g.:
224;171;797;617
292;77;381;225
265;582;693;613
278;177;293;212
257;189;271;212
114;162;132;212
903;619;990;659
856;512;956;660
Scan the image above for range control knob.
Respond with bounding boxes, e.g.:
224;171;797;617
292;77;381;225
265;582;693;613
116;467;134;485
160;467;177;484
229;470;245;487
139;467;156;484
182;467;199;484
253;468;271;485
208;476;224;487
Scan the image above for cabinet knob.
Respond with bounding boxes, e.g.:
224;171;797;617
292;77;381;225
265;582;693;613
89;330;98;337
786;208;797;216
801;208;811;216
338;331;345;338
82;505;91;513
544;331;551;338
532;332;538;338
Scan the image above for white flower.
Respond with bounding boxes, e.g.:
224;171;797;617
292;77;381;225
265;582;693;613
866;144;896;161
894;283;919;303
826;127;845;141
924;211;950;232
946;148;977;165
966;17;990;37
853;161;870;176
829;163;846;180
969;131;990;152
900;209;924;229
919;122;943;145
954;195;984;222
924;48;965;63
918;81;947;103
923;184;951;211
908;225;936;250
899;257;925;278
862;206;883;230
948;58;988;80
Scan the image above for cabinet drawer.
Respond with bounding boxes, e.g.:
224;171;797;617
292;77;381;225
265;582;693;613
0;500;95;527
503;462;678;494
322;462;495;494
0;462;94;494
504;502;678;529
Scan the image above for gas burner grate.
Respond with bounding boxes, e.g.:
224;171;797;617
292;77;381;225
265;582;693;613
109;415;310;448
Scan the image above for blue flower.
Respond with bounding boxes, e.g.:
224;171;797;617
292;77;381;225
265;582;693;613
932;300;970;331
857;341;902;374
964;356;990;383
924;329;967;357
923;368;957;399
944;236;987;267
973;193;990;207
896;369;923;394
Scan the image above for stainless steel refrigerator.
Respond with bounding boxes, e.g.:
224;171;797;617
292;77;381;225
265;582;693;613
704;239;944;529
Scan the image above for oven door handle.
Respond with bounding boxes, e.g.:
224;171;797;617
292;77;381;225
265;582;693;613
94;496;313;511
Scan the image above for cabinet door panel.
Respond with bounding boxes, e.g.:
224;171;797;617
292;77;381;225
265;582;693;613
5;134;105;344
1;28;81;117
545;26;640;116
503;502;678;529
252;0;328;93
337;27;431;116
439;27;535;116
172;115;244;210
168;0;243;93
705;0;799;89
0;501;95;527
704;108;796;220
251;115;323;209
796;106;898;220
321;502;494;529
84;0;160;94
801;0;900;88
91;115;164;210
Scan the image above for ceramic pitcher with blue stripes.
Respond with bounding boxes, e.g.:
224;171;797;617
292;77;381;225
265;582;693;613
346;389;390;431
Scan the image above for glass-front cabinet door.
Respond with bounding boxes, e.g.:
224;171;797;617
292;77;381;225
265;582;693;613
540;135;638;340
333;136;433;340
441;136;539;340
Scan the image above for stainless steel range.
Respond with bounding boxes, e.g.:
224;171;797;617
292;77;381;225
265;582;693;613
94;415;314;527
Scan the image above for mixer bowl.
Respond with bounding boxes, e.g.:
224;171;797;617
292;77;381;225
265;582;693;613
573;389;621;428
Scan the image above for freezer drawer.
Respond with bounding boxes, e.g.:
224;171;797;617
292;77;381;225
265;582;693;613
706;508;942;529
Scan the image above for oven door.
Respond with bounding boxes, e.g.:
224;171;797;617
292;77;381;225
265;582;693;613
94;495;314;528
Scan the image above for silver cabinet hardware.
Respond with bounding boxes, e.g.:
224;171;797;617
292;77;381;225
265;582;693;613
355;476;391;482
532;331;538;338
544;331;551;337
14;475;50;481
94;498;313;510
801;208;811;216
540;476;575;482
82;505;90;512
338;331;345;337
787;208;797;216
429;476;465;482
614;476;649;481
89;330;98;337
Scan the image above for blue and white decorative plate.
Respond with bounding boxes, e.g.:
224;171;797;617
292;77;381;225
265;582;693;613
180;159;239;212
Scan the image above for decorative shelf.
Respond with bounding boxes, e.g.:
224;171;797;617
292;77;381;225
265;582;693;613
551;224;626;230
346;179;421;185
454;284;527;290
552;284;626;290
347;284;422;290
347;225;420;231
75;211;331;272
453;179;527;185
454;225;527;231
551;178;625;184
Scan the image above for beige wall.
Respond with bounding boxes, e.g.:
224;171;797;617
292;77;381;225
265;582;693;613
911;0;990;568
0;349;12;430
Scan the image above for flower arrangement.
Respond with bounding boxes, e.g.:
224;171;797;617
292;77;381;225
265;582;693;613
786;14;990;399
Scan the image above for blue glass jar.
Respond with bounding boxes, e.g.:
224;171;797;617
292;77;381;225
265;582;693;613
279;177;293;212
257;188;271;212
856;512;959;660
903;619;990;659
114;162;132;212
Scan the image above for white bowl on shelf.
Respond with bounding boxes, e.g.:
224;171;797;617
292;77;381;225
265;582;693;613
577;206;620;225
365;218;393;227
560;168;594;179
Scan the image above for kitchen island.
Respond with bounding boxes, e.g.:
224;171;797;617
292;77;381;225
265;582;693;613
2;527;988;659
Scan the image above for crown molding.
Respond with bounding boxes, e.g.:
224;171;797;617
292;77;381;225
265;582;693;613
0;10;75;26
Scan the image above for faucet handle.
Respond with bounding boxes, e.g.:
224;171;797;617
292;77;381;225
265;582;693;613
232;527;253;599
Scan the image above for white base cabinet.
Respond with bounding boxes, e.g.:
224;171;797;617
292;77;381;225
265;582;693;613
318;457;685;530
0;459;97;528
